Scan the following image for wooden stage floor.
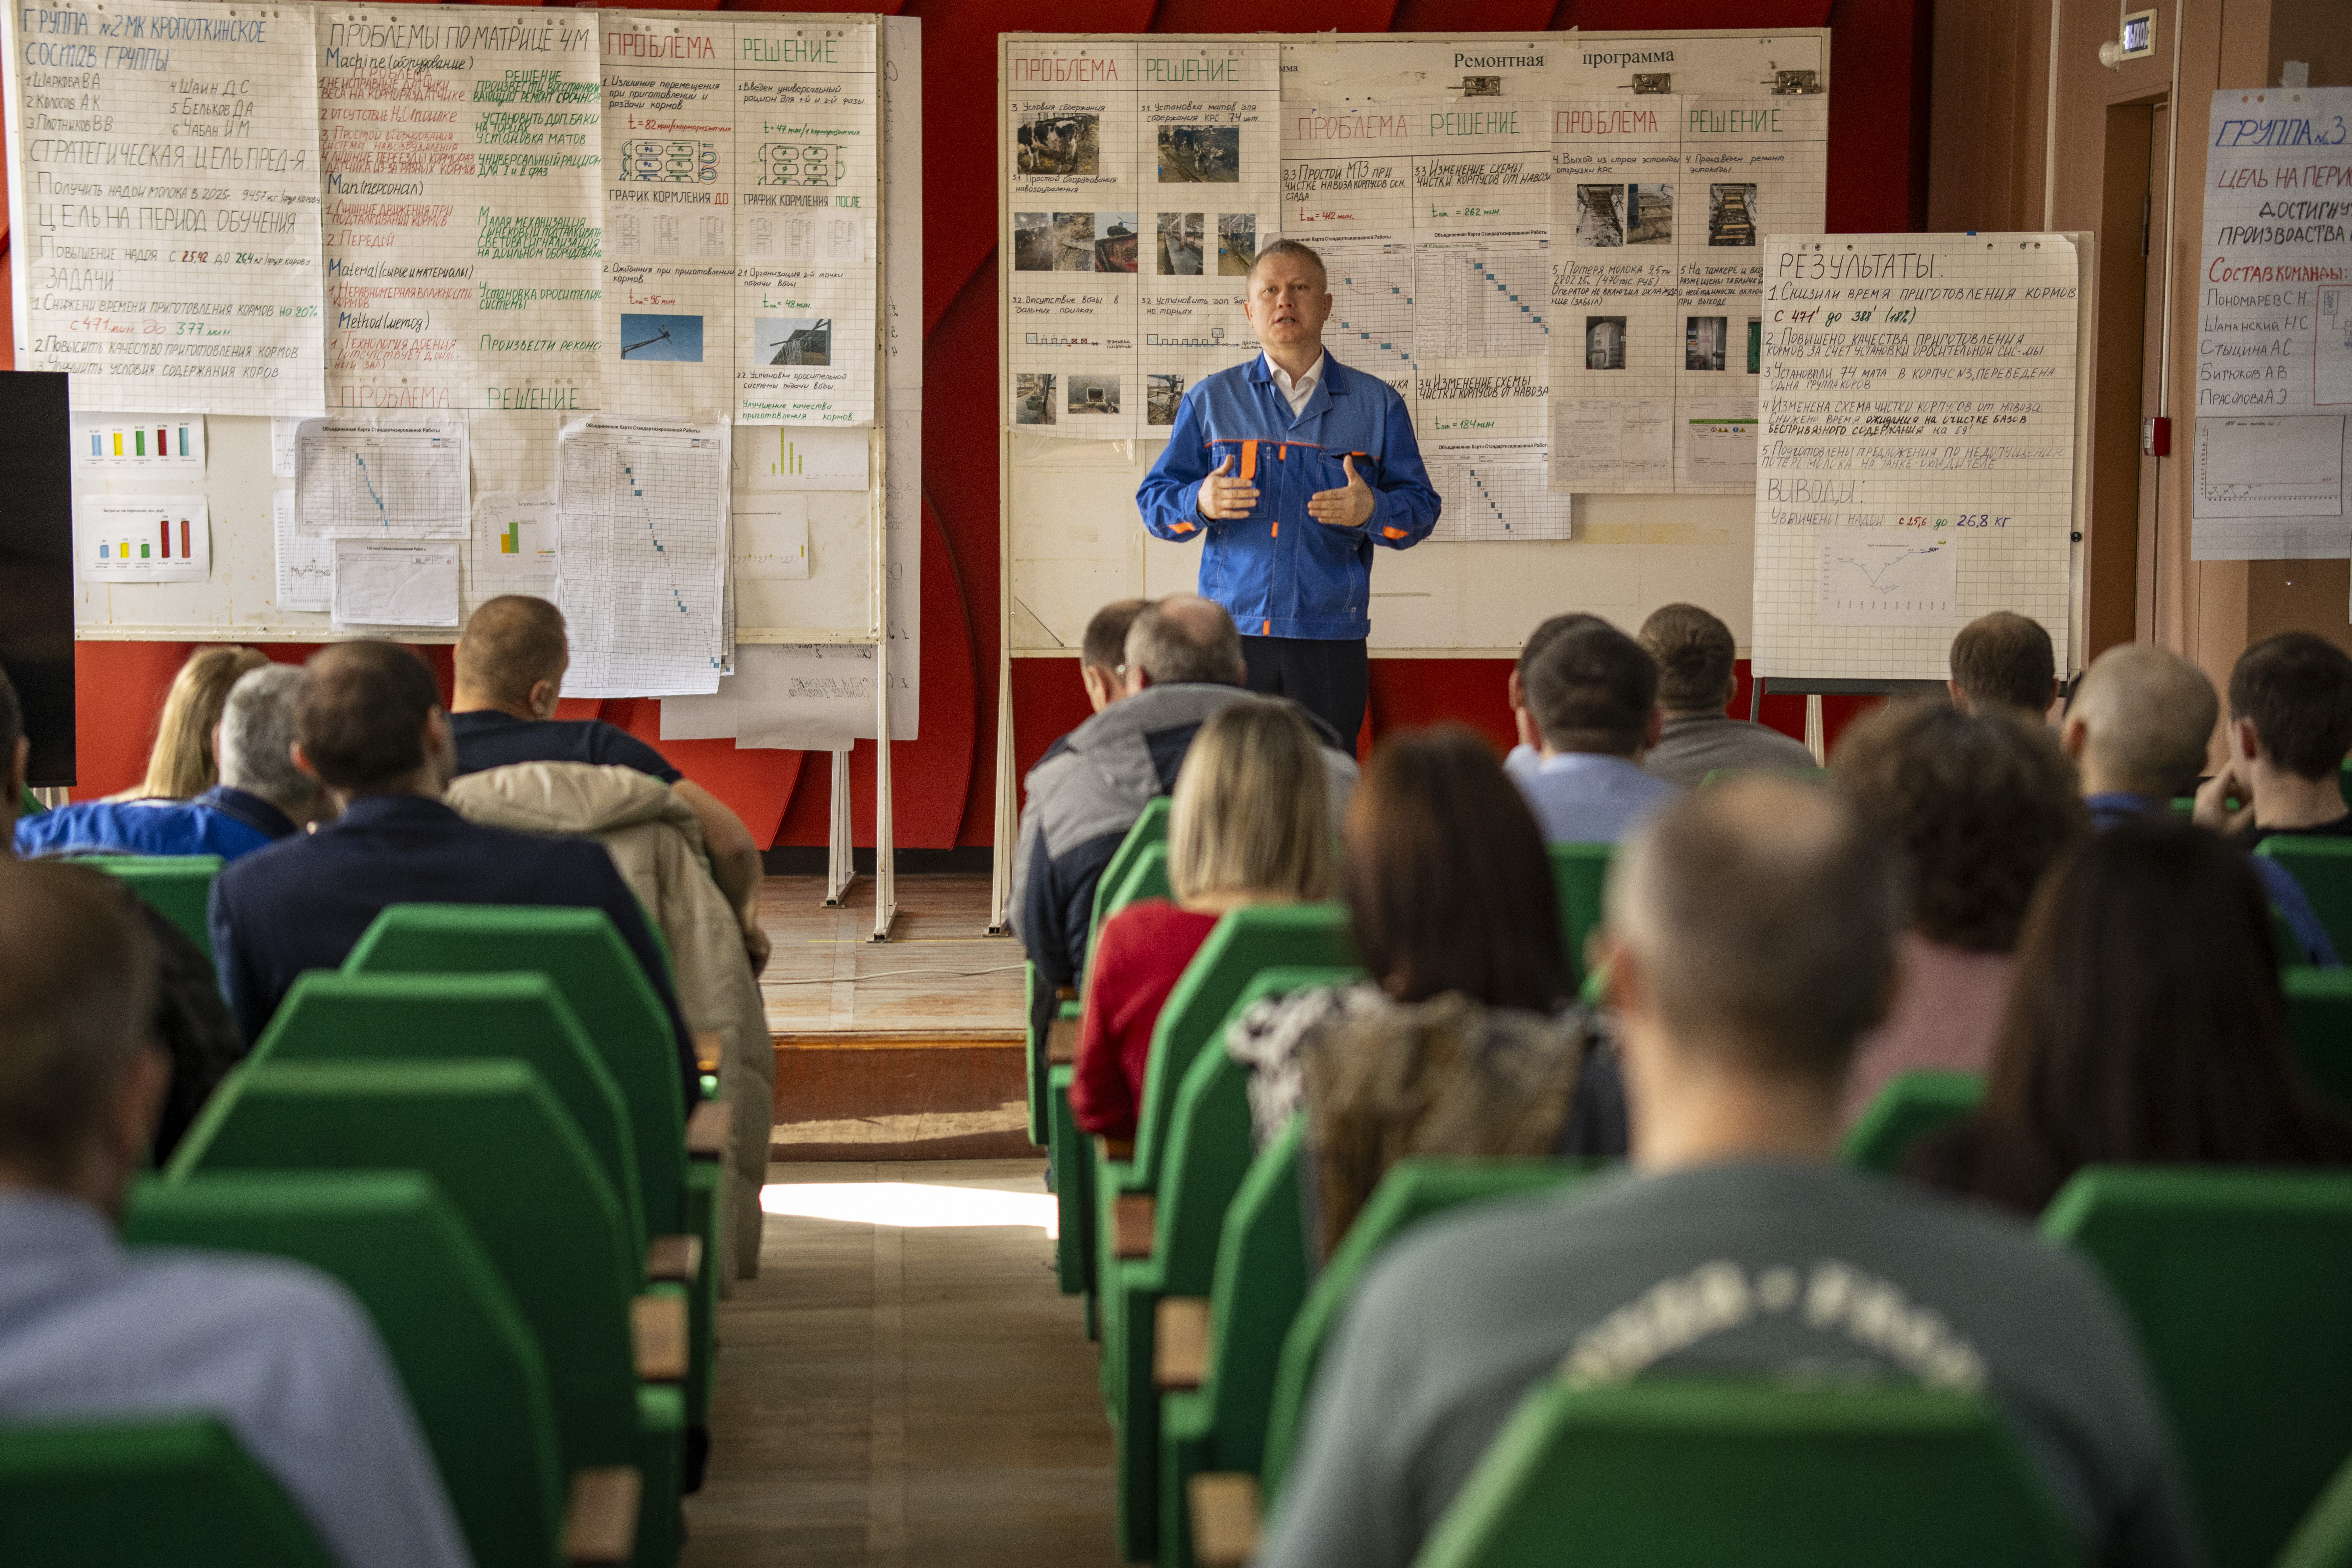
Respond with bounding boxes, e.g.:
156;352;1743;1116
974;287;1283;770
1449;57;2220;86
756;876;1034;1162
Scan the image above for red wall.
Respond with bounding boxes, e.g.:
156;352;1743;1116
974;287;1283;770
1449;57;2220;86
33;0;1929;839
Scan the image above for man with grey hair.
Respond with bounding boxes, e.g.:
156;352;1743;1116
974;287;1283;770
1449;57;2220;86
1011;593;1356;1046
1136;237;1441;746
0;857;472;1568
15;663;327;860
1261;778;2198;1568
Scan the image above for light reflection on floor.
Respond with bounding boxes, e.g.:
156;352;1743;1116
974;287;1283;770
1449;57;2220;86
760;1180;1059;1237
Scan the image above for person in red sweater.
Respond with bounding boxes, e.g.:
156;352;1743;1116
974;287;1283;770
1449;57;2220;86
1072;700;1337;1141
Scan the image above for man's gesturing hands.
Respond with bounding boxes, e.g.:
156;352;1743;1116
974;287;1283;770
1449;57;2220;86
1197;455;1259;521
1308;454;1375;529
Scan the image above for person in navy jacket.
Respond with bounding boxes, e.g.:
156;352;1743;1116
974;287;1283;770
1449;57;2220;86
1135;238;1441;747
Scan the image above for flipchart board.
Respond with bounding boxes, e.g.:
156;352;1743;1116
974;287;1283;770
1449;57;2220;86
1000;28;1833;658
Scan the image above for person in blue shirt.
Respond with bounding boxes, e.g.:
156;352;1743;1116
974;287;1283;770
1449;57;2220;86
1507;618;1681;844
16;664;326;862
209;640;701;1104
1135;238;1442;747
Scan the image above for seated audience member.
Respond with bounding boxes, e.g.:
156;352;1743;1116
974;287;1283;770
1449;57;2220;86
1228;726;1627;1257
449;595;768;972
0;858;470;1568
1010;595;1359;1048
210;641;700;1101
1073;702;1332;1142
1833;703;2084;1125
17;665;325;860
1;672;243;1163
109;645;270;802
1636;602;1816;787
1502;612;1599;768
1948;611;2059;720
1506;619;1679;843
2195;631;2352;847
1257;779;2198;1568
2065;643;2334;964
1912;819;2352;1213
1078;598;1148;714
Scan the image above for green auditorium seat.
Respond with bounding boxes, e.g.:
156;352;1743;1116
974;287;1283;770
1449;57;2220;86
1840;1071;1985;1174
1548;843;1612;987
2259;838;2352;965
1412;1382;2079;1568
1088;797;1173;961
124;1171;631;1568
169;1060;686;1568
0;1419;336;1568
1259;1159;1595;1508
2275;1449;2352;1568
1024;963;1072;1147
75;853;222;959
2042;1167;2352;1568
2284;968;2352;1108
1162;1117;1312;1568
1104;966;1359;1561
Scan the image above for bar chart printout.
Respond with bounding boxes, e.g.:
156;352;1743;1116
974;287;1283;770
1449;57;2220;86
555;416;733;697
74;415;207;471
293;417;471;540
471;490;559;593
75;496;212;585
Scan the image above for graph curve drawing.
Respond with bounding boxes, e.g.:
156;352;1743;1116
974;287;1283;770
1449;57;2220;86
1815;531;1958;628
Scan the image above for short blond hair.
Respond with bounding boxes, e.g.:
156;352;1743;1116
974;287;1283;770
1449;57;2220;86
130;645;270;800
1168;702;1332;904
2072;644;2218;797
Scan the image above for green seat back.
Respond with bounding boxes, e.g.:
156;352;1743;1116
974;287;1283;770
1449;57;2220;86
1840;1071;1985;1174
1104;842;1173;926
2258;839;2352;970
2275;1449;2352;1568
1263;1158;1593;1502
125;1172;566;1568
0;1419;336;1568
1548;843;1612;987
78;854;223;959
1131;903;1353;1187
2284;968;2352;1108
1199;1116;1311;1479
342;905;687;1234
1414;1382;2078;1568
2042;1167;2352;1568
169;1059;642;1472
1087;797;1173;967
252;972;647;1263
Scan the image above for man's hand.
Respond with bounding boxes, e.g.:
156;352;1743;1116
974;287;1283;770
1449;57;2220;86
740;913;772;979
1197;455;1259;520
1307;454;1375;529
2192;758;2258;837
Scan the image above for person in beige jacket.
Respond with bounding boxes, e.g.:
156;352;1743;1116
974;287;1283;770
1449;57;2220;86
446;760;773;1282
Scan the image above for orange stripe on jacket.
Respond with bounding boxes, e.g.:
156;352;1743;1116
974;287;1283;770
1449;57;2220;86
1240;440;1258;481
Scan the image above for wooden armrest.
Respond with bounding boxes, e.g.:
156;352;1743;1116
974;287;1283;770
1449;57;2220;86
1046;1016;1081;1065
691;1030;725;1076
1056;985;1077;1001
1112;1193;1156;1259
685;1098;730;1161
631;1293;689;1381
1190;1473;1261;1567
1094;1134;1135;1161
562;1466;641;1565
1155;1297;1210;1390
647;1233;703;1286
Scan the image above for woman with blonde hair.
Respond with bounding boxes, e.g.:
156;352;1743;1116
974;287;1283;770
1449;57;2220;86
1071;699;1333;1142
112;646;271;801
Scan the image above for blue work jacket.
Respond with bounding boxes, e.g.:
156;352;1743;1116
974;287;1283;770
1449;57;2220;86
1135;353;1441;640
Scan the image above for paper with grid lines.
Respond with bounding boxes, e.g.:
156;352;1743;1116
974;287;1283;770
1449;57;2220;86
1548;96;1827;495
1751;234;2080;682
554;413;730;697
4;0;325;414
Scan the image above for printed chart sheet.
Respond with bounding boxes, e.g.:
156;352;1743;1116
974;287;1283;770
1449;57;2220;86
6;0;325;413
1282;97;1572;540
272;489;331;610
317;8;602;414
1751;234;2080;682
76;493;210;582
1549;95;1826;495
555;414;730;696
294;414;470;537
602;15;877;425
1003;40;1278;440
2190;88;2352;560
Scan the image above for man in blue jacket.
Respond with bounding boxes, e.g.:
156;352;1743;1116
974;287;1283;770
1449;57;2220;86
1135;238;1442;746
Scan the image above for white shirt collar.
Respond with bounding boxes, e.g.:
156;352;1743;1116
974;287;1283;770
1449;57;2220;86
1264;351;1327;415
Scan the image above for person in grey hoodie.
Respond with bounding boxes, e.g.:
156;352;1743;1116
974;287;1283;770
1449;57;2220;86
1010;595;1358;1045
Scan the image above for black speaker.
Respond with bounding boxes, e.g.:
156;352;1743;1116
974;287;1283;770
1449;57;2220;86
0;370;75;788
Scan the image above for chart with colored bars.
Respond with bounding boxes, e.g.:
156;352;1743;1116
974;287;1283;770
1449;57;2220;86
555;419;731;698
1426;460;1574;542
1814;534;1958;628
1322;242;1418;376
1419;246;1549;359
80;419;203;469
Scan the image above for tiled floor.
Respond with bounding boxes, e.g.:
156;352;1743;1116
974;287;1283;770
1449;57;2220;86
682;1160;1118;1567
757;876;1025;1040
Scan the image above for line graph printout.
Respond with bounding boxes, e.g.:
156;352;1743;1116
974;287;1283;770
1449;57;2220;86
1752;234;2080;682
272;490;331;611
315;8;603;415
4;0;326;414
2191;88;2352;559
293;414;469;538
1549;95;1827;495
555;414;730;697
1003;40;1279;439
332;539;458;627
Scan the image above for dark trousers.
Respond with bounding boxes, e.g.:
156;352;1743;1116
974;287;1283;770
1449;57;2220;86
1241;635;1368;752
